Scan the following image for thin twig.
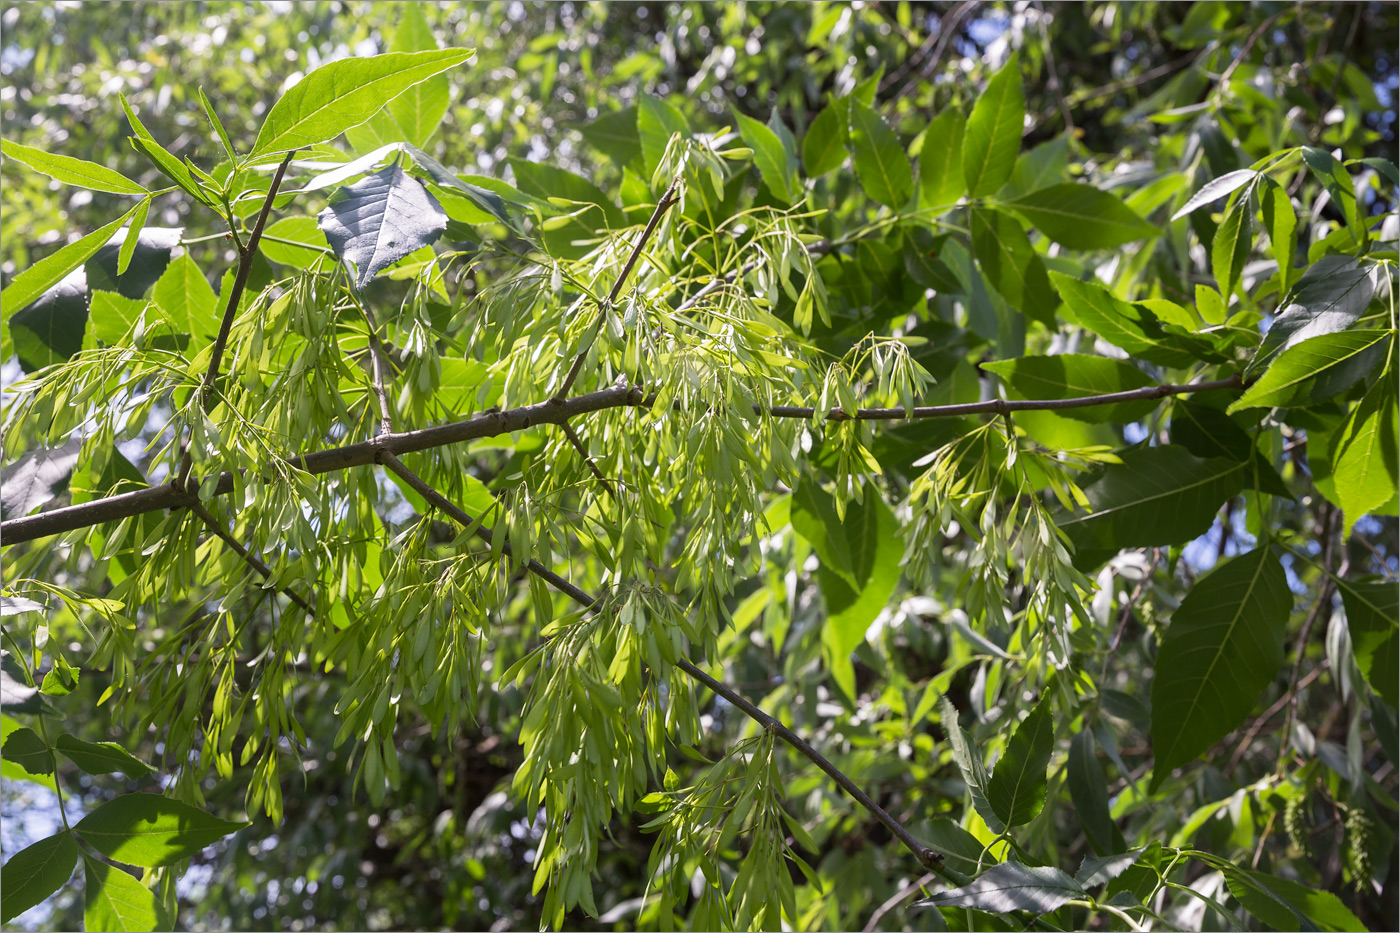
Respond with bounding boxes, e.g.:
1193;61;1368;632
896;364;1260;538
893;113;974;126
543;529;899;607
559;422;615;498
379;451;959;883
1216;13;1283;89
1225;662;1327;777
187;501;315;616
1277;506;1343;772
863;871;938;932
200;150;297;413
891;1;977;105
555;180;680;400
357;302;396;436
1;374;1246;546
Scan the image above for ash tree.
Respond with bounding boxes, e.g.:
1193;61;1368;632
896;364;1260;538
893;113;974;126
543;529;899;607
0;3;1396;931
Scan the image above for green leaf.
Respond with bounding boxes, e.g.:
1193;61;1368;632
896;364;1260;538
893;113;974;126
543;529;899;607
970;207;1057;326
197;86;237;164
1221;862;1366;933
509;158;626;230
318;164;447;290
1170;169;1258;221
1229;330;1390;411
1150;547;1291;789
384;4;451;149
985;694;1053;828
1330;381;1399;530
82;854;161;933
9;269;90;372
577;107;642;166
1249;255;1382;375
1058;445;1247;553
918;108;965;210
1169;400;1289;497
735;110;794;203
938;696;1004;834
75;793;248;868
0;203;140;331
847;100;912;208
1049;272;1207;367
636;95;688;181
0;831;79;923
817;492;901;702
802;103;847;177
981;354;1157;424
962;53;1024;198
1211;194;1252;297
1;138;148;195
1006;183;1158;250
1260;177;1298;292
87;291;148;347
118;95;211;205
56;735;154;778
1074;850;1142;890
1067;730;1123;856
1301;146;1364;246
251;49;473;156
151;254;219;340
2;726;53;776
260;216;333;267
1003;134;1070;199
116;198;152;277
1337;579;1399;707
790;479;855;586
914;862;1084;914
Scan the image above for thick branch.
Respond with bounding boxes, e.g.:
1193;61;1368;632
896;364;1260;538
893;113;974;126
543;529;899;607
381;452;956;882
1;374;1243;546
554;180;680;400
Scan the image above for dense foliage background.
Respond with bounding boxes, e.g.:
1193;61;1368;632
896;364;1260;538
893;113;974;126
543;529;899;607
1;2;1397;931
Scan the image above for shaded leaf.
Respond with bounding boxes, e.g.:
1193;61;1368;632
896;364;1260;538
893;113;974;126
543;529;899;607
1067;730;1123;856
56;735;154;778
577;106;642;166
1050;272;1206;367
318;164;447;289
938;696;1004;834
986;694;1053;828
1220;861;1366;933
915;862;1084;914
1;203;141;340
1059;445;1246;553
1075;850;1142;889
0;437;82;521
970;207;1057;326
1211;194;1252;297
1150;547;1291;789
637;95;687;181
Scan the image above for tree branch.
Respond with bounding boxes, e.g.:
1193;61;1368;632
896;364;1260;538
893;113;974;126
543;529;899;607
1;373;1243;546
379;452;958;883
559;421;615;499
554;179;680;400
